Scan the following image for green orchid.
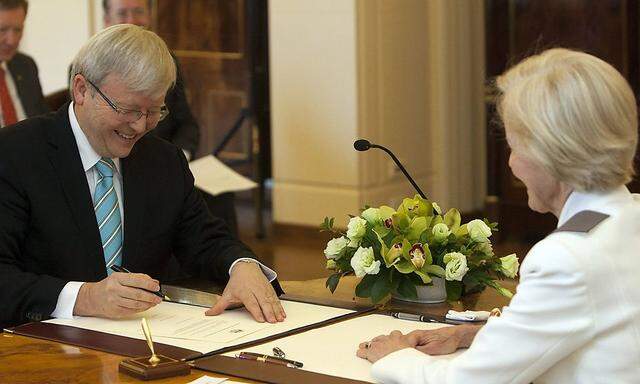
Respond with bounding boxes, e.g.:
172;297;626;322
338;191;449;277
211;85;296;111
391;211;411;233
455;223;469;237
382;240;404;267
397;195;432;218
407;216;431;241
371;205;396;237
443;208;462;232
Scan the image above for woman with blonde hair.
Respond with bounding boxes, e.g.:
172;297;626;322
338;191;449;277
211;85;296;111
357;48;640;383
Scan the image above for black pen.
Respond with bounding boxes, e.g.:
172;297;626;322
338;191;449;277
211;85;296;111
109;265;171;301
390;311;459;325
237;351;303;368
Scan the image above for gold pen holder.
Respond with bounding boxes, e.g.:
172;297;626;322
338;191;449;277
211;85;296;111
119;354;190;381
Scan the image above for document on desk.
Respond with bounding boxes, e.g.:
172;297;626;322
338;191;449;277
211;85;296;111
45;300;354;354
224;313;463;383
189;155;257;196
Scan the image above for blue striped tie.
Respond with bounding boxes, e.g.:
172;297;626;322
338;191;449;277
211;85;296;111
93;158;123;273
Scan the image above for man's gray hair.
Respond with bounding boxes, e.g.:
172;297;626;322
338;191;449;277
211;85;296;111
70;24;176;98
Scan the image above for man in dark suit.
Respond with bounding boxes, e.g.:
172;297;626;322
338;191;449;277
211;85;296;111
5;53;49;119
0;0;48;127
103;0;198;159
102;0;238;237
0;24;284;328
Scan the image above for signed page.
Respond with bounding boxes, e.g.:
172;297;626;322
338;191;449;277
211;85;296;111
45;300;354;354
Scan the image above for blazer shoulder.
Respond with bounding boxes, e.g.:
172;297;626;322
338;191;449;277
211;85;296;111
0;112;61;154
8;52;38;71
553;210;609;234
127;133;188;170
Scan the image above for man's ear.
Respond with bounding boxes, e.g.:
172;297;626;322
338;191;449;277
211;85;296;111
72;75;89;105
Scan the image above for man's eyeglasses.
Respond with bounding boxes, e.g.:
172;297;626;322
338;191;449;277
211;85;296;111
85;78;169;124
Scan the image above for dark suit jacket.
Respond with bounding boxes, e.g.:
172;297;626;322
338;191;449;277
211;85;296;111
153;55;200;158
0;104;253;328
7;53;49;119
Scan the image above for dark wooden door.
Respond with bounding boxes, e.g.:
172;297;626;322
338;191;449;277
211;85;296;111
485;0;639;241
151;0;271;178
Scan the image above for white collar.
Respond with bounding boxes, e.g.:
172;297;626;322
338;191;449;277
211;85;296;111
68;102;121;174
557;185;632;227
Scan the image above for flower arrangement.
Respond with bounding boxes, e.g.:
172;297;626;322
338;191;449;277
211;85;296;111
321;194;519;303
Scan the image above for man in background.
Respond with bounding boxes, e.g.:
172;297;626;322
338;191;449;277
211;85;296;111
102;0;238;238
103;0;199;160
0;0;48;127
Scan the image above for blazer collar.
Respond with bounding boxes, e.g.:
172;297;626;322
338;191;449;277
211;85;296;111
558;185;633;227
46;103;105;276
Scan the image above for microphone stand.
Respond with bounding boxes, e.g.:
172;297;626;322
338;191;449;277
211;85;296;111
369;143;427;199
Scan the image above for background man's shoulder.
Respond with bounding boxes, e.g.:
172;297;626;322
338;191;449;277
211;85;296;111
8;52;38;69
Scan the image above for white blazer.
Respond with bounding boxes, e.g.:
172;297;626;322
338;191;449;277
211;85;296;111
372;186;640;383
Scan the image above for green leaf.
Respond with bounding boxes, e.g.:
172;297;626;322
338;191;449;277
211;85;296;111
355;274;377;298
394;259;416;274
446;280;463;301
325;273;341;293
414;269;433;284
423;243;433;265
370;273;393;303
421;264;445;278
319;217;334;231
487;280;514;298
396;277;418;299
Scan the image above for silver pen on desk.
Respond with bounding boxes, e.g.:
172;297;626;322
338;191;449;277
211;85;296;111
390;312;436;323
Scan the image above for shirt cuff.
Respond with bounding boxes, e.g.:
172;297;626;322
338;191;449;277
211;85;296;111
229;258;277;282
50;281;85;319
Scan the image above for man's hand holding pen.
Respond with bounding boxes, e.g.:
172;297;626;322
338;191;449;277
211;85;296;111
73;272;162;318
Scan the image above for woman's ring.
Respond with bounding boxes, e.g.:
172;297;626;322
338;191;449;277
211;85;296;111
364;341;371;349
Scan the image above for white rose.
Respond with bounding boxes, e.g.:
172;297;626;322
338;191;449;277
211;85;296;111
350;247;381;278
467;219;492;242
347;216;367;241
361;207;381;225
443;252;469;281
432;223;451;242
499;253;519;278
324;236;349;259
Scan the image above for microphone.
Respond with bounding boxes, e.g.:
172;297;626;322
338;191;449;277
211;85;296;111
353;139;427;199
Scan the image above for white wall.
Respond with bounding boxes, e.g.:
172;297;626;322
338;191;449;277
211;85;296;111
19;0;103;95
269;0;487;227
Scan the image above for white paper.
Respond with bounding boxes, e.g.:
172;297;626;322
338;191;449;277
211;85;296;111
189;155;257;196
224;313;462;383
45;300;354;354
187;376;229;384
446;310;490;322
137;311;268;343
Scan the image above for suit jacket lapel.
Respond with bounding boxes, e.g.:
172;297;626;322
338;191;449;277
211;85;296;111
7;57;29;116
121;149;145;267
45;104;104;276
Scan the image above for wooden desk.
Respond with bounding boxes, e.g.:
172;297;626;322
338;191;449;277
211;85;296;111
0;277;514;383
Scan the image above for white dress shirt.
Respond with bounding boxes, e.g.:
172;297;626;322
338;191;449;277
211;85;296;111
52;103;276;319
0;61;27;126
372;186;640;383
